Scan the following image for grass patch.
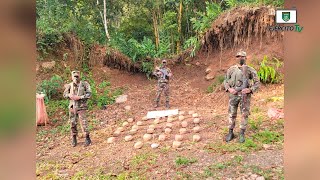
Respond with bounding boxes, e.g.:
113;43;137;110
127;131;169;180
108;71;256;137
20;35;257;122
46;99;69;117
205;138;261;153
245;165;274;179
248;117;263;131
114;171;146;180
130;152;157;167
276;119;284;127
36;161;73;179
71;170;86;179
220;127;229;136
203;167;215;177
50;123;70;136
36;119;69;143
203;155;243;178
266;96;284;103
176;171;192;179
207;130;283;153
207;128;283;153
206;75;225;93
175;156;197;166
160;146;170;154
251;106;262;114
271;119;284;131
252;130;284;144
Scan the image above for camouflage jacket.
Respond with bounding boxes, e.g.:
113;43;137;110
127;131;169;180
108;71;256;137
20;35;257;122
224;65;260;94
153;67;172;83
63;81;92;110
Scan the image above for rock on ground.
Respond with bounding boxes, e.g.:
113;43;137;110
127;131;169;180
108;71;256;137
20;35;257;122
41;61;56;69
115;95;128;103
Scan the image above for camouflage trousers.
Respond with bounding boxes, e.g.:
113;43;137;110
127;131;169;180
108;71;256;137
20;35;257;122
155;82;170;102
228;93;251;130
69;109;89;136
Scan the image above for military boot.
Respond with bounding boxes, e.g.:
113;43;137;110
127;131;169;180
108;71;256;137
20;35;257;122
165;101;170;109
72;135;77;147
84;134;92;147
239;129;245;143
225;129;235;142
154;101;159;108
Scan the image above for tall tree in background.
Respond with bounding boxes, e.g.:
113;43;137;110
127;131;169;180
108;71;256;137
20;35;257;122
177;0;183;53
149;0;162;50
101;0;111;41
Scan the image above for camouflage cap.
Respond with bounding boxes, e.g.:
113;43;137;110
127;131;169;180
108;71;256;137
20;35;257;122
236;51;247;57
71;70;80;77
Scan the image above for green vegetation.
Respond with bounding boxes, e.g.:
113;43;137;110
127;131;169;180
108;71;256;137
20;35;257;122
37;75;64;103
175;156;197;166
176;171;192;179
248;116;263;131
37;0;284;67
82;71;124;110
130;152;158;167
123;153;157;179
244;165;274;179
252;129;284;144
207;75;225;93
160;146;171;154
257;56;283;84
203;155;243;178
206;128;283;153
46;99;69;117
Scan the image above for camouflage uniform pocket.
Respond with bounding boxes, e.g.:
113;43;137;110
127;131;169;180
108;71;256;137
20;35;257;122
236;80;243;87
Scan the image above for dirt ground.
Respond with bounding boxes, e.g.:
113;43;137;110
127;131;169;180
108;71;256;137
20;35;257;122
36;55;284;179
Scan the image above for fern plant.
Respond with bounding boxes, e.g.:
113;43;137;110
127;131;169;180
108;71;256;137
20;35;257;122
257;56;283;84
184;36;200;57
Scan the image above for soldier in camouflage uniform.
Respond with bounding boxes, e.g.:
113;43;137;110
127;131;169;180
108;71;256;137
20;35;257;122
224;51;260;143
63;71;92;147
153;59;172;108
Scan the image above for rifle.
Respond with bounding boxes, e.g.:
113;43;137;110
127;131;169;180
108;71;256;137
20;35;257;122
159;68;169;80
234;65;249;111
71;81;85;136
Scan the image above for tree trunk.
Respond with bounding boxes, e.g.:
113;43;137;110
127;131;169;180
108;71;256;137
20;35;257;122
152;10;160;50
103;0;110;41
177;0;183;53
171;31;174;53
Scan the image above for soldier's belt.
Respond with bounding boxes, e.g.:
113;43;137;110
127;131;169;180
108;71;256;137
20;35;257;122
159;81;168;84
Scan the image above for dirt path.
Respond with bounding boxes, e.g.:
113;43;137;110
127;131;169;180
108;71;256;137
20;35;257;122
36;63;284;179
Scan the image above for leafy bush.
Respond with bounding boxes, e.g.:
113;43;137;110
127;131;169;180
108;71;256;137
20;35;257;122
36;0;105;58
188;2;222;58
191;2;222;36
156;37;171;58
142;61;155;79
81;76;123;109
96;87;123;109
37;75;64;102
46;99;69;117
257;56;283;84
184;36;200;57
110;35;158;62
